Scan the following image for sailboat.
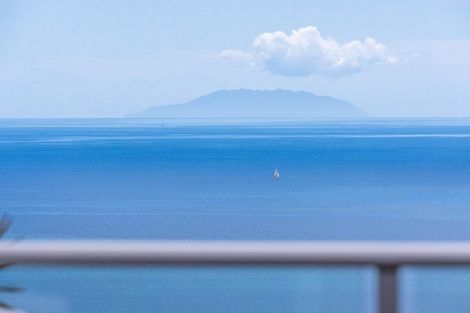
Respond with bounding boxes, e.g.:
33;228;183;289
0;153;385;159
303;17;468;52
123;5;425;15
272;168;280;180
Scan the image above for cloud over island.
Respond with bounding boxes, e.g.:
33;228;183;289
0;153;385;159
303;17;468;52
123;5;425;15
220;26;396;77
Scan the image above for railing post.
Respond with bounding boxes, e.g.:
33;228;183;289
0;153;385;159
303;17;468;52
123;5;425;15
378;265;398;313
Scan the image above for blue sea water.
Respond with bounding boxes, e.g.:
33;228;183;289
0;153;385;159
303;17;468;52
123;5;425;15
2;118;470;312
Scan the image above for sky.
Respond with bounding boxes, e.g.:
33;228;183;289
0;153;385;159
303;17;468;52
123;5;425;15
0;0;469;117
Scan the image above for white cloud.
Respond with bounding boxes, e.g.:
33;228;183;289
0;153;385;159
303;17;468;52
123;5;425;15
220;26;397;77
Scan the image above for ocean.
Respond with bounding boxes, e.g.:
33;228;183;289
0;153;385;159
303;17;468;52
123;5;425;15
1;118;470;313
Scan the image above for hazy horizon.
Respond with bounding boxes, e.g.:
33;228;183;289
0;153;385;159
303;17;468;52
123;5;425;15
1;0;469;118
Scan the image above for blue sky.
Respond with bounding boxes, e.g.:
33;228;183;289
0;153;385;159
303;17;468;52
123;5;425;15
0;0;469;117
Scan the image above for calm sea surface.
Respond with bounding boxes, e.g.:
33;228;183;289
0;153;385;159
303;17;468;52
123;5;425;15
1;118;470;313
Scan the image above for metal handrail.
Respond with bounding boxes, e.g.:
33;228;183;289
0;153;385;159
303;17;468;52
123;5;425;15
0;240;470;265
2;240;470;313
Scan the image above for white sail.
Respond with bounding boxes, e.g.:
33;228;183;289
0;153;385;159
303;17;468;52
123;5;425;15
272;169;280;179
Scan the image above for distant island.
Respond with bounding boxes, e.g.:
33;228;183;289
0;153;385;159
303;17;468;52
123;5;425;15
129;89;367;118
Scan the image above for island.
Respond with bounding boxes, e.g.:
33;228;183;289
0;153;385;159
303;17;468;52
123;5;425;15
129;89;367;118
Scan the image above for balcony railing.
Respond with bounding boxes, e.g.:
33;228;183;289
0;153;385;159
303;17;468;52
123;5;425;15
3;240;470;313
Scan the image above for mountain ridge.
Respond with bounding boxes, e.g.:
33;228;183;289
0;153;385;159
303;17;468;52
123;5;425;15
129;89;367;118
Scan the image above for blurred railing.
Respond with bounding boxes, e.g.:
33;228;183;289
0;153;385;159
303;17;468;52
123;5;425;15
3;240;470;313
